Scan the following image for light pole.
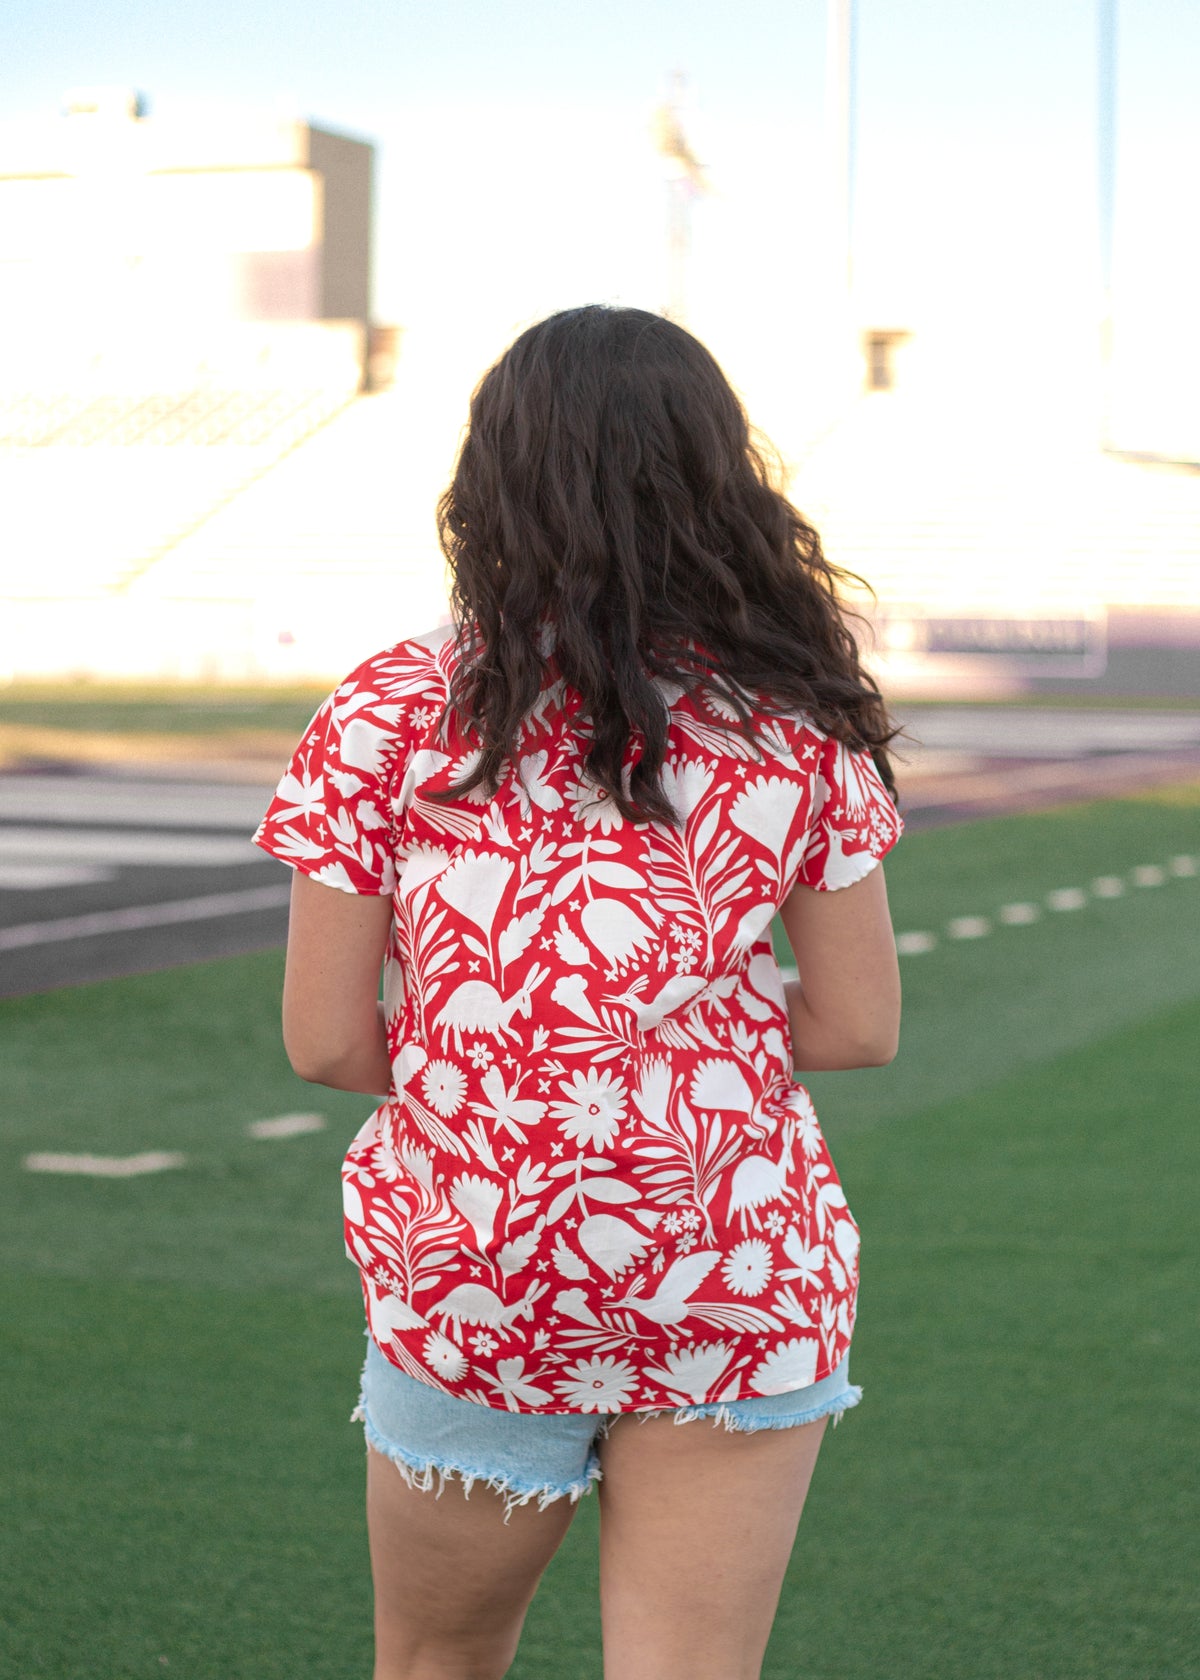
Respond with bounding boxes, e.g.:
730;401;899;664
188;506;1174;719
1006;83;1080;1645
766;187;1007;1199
652;73;709;324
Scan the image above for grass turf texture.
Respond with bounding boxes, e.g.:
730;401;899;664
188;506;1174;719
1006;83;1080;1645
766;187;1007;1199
0;685;332;737
1;785;1196;1678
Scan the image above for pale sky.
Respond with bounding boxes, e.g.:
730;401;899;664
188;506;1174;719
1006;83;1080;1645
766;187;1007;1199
2;0;1197;448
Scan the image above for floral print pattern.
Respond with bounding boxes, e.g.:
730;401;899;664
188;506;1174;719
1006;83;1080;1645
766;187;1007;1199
253;625;902;1413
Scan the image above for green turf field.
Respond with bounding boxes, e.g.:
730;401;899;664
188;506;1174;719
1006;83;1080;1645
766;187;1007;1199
2;784;1197;1679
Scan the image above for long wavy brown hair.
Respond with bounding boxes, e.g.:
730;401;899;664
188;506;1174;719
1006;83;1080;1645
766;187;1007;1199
432;305;899;825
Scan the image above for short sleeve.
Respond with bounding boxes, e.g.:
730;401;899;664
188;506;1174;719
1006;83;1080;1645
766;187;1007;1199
792;734;903;892
251;664;411;896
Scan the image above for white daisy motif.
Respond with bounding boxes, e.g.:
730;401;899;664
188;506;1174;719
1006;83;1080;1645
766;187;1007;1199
421;1059;466;1118
748;1337;819;1396
423;1331;468;1382
554;1355;639;1412
569;778;625;832
722;1239;773;1297
550;1069;627;1148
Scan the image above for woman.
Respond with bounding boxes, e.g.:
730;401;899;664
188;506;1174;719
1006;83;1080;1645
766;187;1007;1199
254;304;902;1680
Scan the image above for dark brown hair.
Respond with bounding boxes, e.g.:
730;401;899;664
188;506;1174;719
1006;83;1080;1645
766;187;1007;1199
433;305;899;824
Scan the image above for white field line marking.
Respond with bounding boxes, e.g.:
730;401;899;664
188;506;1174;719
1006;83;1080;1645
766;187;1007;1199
248;1113;326;1139
0;884;291;950
0;827;256;867
947;915;991;939
891;853;1197;957
24;1151;187;1177
999;903;1041;925
0;862;117;889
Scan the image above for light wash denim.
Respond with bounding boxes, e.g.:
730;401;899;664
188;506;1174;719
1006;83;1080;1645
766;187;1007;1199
353;1332;862;1523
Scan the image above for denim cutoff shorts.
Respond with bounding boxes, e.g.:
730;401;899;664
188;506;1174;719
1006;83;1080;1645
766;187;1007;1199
353;1333;862;1524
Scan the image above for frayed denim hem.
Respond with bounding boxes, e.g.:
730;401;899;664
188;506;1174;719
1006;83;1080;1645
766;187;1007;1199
352;1397;602;1525
628;1382;864;1433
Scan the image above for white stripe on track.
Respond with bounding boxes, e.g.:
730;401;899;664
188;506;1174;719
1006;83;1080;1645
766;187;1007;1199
0;884;290;951
0;827;256;866
24;1151;188;1176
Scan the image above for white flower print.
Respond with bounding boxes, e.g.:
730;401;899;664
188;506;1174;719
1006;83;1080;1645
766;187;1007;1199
569;777;625;832
790;1088;822;1157
469;1065;547;1144
424;1331;468;1382
270;766;325;822
722;1239;773;1297
658;758;714;823
550;1070;627;1148
728;775;797;865
421;1059;466;1118
577;1213;652;1279
749;1337;819;1395
642;1341;736;1404
449;1173;504;1252
355;798;388;832
253;635;902;1418
780;1233;825;1288
310;859;356;891
554;1356;639;1412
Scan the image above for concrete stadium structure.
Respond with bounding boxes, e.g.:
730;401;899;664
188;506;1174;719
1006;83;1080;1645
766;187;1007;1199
0;93;1196;695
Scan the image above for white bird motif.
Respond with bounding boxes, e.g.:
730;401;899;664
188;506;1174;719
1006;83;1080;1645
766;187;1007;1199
727;1115;800;1233
818;824;880;890
602;972;708;1031
612;1252;784;1333
610;1252;723;1324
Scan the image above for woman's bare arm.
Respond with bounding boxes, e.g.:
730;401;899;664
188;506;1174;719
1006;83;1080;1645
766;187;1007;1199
281;871;393;1096
776;864;901;1072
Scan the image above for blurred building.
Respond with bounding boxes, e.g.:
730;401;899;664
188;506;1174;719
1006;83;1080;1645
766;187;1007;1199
0;89;1196;694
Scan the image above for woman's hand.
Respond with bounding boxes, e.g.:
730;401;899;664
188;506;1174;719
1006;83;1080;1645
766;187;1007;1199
281;871;394;1096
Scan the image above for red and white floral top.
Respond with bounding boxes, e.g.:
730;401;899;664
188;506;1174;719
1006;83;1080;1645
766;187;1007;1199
253;624;902;1414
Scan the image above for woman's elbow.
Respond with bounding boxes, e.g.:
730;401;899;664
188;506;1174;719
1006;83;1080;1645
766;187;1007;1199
848;1015;901;1067
859;1035;899;1068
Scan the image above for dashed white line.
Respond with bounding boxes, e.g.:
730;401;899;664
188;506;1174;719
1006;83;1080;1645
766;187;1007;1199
24;1151;188;1177
999;903;1041;925
247;1114;327;1139
892;853;1195;957
1091;876;1125;898
947;915;991;940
